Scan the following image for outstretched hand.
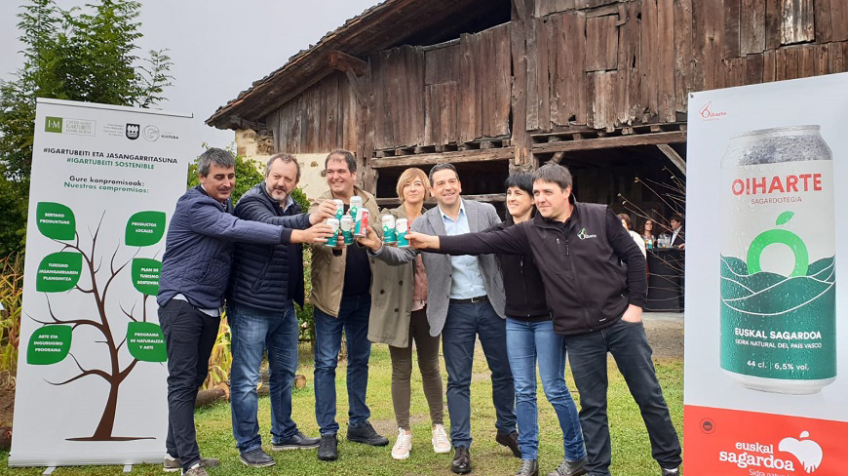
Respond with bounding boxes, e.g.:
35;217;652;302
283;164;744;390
356;225;383;252
406;231;439;250
292;223;334;244
310;199;338;225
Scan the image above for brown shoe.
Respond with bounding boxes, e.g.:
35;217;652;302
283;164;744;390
496;431;521;458
451;447;472;474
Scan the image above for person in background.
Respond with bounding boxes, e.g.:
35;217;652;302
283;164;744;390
309;150;389;462
669;214;685;250
619;213;646;258
640;219;656;249
356;168;450;461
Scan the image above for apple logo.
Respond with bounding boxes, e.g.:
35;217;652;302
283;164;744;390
779;431;823;474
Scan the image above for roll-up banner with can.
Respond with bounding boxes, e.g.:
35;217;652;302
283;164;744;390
9;98;193;467
685;73;848;475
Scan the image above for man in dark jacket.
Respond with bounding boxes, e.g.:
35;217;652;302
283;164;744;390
407;163;682;476
227;154;336;467
157;148;331;476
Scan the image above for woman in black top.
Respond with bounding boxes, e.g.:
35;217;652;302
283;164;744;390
496;173;586;476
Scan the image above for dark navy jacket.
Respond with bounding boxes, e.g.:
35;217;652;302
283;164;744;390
157;186;286;310
228;183;312;311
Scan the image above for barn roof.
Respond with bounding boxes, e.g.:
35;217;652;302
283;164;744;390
206;0;508;131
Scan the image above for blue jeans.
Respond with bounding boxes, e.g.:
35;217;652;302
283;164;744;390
442;300;516;448
507;318;585;461
229;302;301;453
313;294;372;436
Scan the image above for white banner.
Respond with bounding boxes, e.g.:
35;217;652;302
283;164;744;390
10;99;193;467
684;74;848;475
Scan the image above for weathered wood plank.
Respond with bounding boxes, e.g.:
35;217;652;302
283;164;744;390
616;2;638;126
551;11;587;126
585;15;619;72
674;0;693;114
744;52;764;84
764;0;781;50
369;146;516;168
526;17;541;131
328;51;367;77
511;0;532;165
590;71;616;131
815;0;848;43
763;48;778;81
692;0;725;91
741;0;766;55
537;17;552;130
459;33;477;142
640;0;659;117
424;44;460;85
658;0;675;122
532;131;687;154
724;0;741;59
424;82;459;146
781;0;815;45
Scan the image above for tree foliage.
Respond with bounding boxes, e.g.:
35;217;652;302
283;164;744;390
0;0;173;256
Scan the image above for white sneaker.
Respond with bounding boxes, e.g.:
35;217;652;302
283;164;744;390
392;428;413;460
431;424;451;454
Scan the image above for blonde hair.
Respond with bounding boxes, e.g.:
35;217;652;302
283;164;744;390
396;168;431;202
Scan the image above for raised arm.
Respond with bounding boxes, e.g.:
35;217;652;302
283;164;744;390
357;226;417;265
409;222;531;256
189;199;285;244
235;197;311;229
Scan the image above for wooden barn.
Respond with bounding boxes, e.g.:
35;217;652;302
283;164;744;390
207;0;848;213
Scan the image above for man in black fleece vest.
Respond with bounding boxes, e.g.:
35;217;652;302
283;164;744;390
407;164;681;476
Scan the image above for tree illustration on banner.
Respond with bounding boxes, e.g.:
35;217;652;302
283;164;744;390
27;203;167;441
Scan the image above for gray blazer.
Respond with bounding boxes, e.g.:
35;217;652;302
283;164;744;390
371;199;506;337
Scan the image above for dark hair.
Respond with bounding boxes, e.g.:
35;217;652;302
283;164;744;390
504;173;534;195
618;213;632;231
641;218;655;235
197;148;235;176
266;153;301;182
324;149;357;173
670;213;684;223
532;163;572;190
429;163;459;183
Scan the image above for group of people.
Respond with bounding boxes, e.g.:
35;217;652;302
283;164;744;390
157;147;682;476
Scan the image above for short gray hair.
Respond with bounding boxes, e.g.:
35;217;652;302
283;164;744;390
532;163;572;191
198;148;235;176
266;153;301;182
429;163;459;184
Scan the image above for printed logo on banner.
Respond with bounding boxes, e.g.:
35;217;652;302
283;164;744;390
699;101;728;121
143;125;160;141
718;431;823;474
125;123;140;140
45;117;63;133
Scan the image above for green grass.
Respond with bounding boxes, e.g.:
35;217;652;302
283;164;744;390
1;343;683;475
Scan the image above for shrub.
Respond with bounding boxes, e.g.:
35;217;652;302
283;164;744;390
0;253;24;375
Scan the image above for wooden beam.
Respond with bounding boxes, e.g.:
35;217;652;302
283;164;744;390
656;144;686;175
369;146;515;169
550;151;565;164
376;193;506;207
531;131;686;154
328;50;367;77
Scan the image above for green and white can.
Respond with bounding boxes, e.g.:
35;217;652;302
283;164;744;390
720;126;836;394
396;218;410;248
333;199;344;221
382;214;397;244
325;218;340;247
341;214;355;246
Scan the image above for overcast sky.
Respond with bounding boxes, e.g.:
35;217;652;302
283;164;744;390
0;0;381;155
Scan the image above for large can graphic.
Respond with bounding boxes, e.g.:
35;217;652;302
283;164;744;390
720;126;836;394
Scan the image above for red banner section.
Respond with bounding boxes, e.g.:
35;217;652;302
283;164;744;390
684;405;848;476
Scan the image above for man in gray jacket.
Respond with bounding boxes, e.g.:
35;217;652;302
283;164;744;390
367;163;517;474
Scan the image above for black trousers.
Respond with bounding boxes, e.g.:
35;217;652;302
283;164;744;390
566;319;682;476
159;299;220;472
